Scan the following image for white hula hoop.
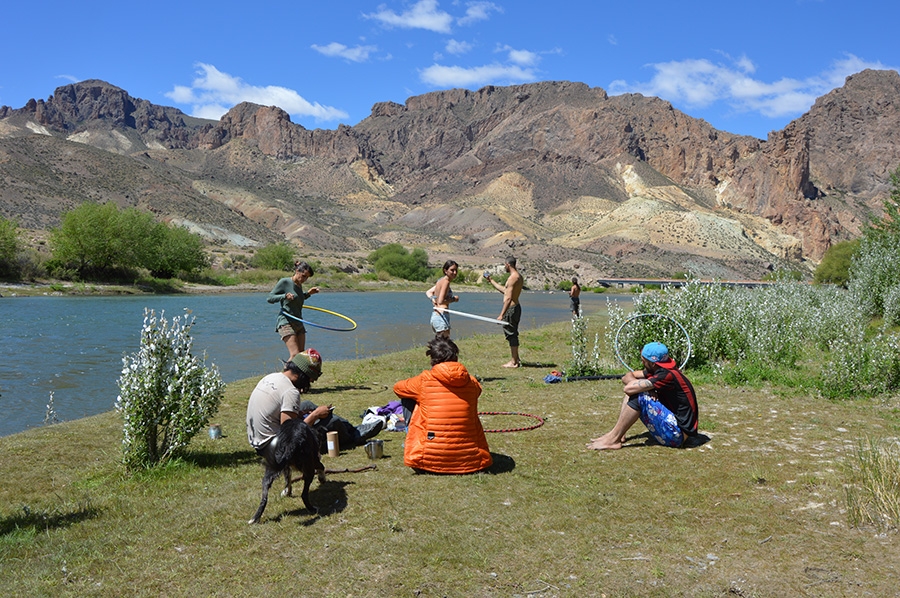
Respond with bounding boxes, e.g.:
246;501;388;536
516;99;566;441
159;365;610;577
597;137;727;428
614;313;692;371
435;307;506;325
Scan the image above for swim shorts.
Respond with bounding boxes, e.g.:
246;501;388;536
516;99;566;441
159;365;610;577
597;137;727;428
502;304;521;347
631;392;684;447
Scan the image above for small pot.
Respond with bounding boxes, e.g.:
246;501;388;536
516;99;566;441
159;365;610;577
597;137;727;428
364;439;384;459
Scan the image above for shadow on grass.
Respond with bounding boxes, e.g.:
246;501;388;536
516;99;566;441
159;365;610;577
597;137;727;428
304;384;389;395
0;504;101;536
621;431;711;449
271;479;352;526
324;384;391;394
485;453;515;474
407;452;515;475
183;449;260;469
520;361;557;369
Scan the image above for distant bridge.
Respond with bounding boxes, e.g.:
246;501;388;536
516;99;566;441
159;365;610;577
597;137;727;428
594;278;778;289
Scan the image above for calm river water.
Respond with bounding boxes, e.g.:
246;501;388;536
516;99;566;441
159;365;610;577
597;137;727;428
0;290;627;437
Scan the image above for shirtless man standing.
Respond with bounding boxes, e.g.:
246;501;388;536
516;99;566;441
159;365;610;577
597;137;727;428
485;256;523;368
569;276;581;318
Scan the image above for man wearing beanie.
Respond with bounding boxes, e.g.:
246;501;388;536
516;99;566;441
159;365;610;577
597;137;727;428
246;349;331;463
246;348;383;461
587;341;698;450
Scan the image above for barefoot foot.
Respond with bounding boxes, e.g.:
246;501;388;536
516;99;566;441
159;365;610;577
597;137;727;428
586;434;623;450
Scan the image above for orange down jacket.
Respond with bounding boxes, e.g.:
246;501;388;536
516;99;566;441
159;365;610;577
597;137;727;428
393;361;492;474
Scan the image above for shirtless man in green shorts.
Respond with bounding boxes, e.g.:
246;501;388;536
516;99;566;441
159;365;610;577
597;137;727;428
485;256;523;368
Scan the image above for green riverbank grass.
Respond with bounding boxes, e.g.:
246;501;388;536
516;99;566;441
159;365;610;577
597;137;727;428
2;319;899;596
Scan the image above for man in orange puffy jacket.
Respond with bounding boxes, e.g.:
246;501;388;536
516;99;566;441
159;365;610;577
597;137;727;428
393;337;492;474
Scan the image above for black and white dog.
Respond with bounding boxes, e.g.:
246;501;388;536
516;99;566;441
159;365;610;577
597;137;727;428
249;418;326;524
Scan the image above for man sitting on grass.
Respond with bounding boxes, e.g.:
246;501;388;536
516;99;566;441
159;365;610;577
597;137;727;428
245;348;383;460
246;349;331;465
587;342;698;450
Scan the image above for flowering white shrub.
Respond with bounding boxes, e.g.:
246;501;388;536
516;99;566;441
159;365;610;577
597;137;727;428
44;391;59;425
603;278;900;397
611;279;866;370
116;309;224;470
881;285;900;328
849;235;900;318
565;316;606;377
822;330;900;398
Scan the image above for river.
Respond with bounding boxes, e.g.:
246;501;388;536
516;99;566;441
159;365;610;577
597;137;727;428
0;290;627;437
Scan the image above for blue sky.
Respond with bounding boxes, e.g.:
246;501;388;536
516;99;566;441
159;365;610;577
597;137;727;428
1;0;896;140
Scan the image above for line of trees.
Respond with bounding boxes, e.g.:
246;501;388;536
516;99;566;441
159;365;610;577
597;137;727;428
48;202;208;280
0;215;18;279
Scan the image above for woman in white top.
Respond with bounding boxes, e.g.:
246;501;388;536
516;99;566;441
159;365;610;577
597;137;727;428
426;260;460;338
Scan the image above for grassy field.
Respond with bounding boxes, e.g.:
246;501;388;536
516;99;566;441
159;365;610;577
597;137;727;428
2;317;899;597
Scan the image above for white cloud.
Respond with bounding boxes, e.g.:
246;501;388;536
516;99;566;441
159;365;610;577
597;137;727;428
608;53;895;119
735;54;756;74
422;40;543;88
458;1;502;26
420;63;538;88
365;0;454;33
55;74;79;83
607;34;618;46
165;63;348;122
311;42;377;63
446;39;473;55
501;46;539;67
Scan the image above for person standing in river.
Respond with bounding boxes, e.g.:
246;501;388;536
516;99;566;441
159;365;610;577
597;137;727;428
268;261;319;359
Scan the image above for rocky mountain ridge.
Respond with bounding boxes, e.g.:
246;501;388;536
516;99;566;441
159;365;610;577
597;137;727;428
2;71;899;282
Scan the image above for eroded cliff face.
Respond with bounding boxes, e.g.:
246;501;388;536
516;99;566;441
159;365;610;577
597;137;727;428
2;71;898;279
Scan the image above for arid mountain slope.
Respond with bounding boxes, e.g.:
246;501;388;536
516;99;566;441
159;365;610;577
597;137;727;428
1;71;898;282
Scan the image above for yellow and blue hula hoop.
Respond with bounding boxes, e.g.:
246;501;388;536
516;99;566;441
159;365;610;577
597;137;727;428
281;306;357;332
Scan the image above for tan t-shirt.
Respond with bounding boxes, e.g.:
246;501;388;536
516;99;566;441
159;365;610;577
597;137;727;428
245;372;303;449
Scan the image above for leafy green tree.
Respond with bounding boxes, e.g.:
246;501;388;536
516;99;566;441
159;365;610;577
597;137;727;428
367;243;431;281
51;202;123;277
251;242;296;271
813;239;859;287
145;224;209;279
50;202;209;280
0;215;20;279
367;243;406;263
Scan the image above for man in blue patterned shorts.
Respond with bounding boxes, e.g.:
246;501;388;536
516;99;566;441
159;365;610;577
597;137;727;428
587;342;698;450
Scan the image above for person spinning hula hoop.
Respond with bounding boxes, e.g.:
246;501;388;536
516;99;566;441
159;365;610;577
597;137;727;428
268;261;320;359
426;260;460;338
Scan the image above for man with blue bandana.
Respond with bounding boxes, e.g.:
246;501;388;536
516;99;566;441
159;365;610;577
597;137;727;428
587;341;698;450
